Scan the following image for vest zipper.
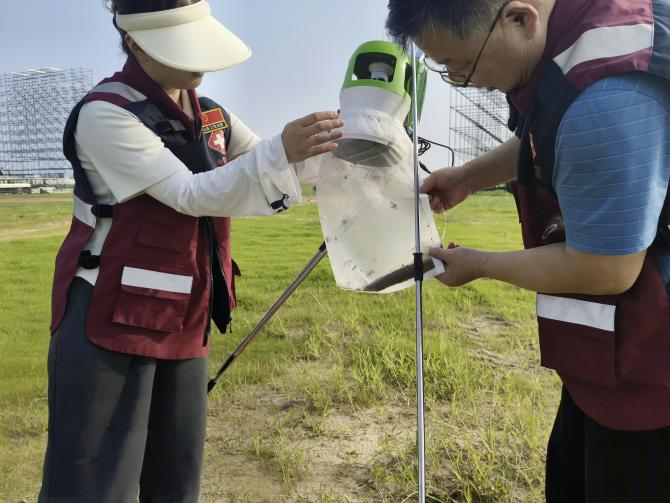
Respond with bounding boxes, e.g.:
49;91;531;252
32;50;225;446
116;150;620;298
203;217;231;347
211;220;232;332
203;218;214;347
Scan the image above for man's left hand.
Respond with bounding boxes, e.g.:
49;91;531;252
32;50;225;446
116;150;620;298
430;243;484;287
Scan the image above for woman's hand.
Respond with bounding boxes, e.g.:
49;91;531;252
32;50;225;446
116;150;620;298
281;111;344;164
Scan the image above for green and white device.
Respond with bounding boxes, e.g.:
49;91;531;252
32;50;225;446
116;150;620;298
334;40;427;168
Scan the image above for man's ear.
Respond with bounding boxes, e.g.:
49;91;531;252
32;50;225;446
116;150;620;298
501;1;540;39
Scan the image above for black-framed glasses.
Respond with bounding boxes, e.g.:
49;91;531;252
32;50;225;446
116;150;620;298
423;2;508;88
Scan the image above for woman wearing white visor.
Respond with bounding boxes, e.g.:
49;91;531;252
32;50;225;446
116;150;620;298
39;0;343;501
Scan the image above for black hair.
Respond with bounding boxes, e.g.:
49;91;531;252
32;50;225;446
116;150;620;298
386;0;502;47
104;0;200;55
106;0;199;15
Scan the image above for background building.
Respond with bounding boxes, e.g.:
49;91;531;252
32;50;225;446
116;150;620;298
0;66;512;181
0;67;93;178
449;88;513;165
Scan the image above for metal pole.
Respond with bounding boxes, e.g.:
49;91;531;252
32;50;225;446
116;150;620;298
411;42;427;503
208;242;328;393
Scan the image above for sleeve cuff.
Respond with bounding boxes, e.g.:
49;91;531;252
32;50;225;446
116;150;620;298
270;134;290;170
259;135;302;208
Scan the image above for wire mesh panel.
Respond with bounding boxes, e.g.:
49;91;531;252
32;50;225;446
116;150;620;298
0;67;93;177
449;88;513;164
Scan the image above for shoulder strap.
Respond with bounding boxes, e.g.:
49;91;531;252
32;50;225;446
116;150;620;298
63;97;97;203
123;100;189;146
62;96;115;217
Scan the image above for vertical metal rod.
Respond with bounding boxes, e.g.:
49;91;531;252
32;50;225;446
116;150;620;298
411;42;427;503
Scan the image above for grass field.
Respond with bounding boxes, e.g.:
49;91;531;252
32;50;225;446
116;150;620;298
0;192;560;502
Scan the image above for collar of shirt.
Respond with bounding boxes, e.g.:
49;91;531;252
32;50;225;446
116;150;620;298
508;0;588;115
117;56;203;140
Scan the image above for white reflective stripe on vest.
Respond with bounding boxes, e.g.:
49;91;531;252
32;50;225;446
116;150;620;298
72;195;96;229
537;294;616;332
121;266;193;294
554;23;654;75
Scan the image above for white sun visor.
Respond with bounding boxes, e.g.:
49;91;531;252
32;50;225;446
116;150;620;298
116;1;252;72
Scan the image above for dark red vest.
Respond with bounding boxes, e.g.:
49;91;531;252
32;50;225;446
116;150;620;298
51;64;238;360
509;0;670;429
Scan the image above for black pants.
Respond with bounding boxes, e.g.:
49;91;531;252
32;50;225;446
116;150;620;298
39;278;208;503
546;387;670;503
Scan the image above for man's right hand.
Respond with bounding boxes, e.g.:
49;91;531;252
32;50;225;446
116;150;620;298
420;137;520;212
420;165;473;213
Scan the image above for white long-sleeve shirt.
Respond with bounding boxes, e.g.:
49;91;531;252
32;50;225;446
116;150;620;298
73;91;320;284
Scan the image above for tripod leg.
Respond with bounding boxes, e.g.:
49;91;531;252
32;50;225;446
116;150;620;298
208;242;328;393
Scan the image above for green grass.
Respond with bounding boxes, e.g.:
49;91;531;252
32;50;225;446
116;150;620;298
0;192;560;502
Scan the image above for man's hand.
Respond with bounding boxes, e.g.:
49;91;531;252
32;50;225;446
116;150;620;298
420;165;473;213
430;243;485;287
429;241;646;295
420;137;521;212
281;112;344;164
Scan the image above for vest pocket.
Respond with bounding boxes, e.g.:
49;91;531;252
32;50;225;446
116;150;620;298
112;265;193;333
136;205;196;254
537;294;619;388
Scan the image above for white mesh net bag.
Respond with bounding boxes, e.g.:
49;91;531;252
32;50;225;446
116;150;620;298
316;149;444;293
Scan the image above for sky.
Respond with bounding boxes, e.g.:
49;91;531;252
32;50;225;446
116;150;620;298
0;0;454;170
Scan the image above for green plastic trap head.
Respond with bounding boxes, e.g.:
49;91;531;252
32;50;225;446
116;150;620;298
334;40;427;168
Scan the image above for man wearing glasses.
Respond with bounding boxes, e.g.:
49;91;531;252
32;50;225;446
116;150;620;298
387;0;670;501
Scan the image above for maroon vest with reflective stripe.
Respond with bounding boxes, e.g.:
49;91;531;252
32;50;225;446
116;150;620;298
509;0;670;429
51;69;237;360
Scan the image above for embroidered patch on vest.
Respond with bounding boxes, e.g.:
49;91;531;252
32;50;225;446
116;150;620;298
202;108;229;135
208;130;228;157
